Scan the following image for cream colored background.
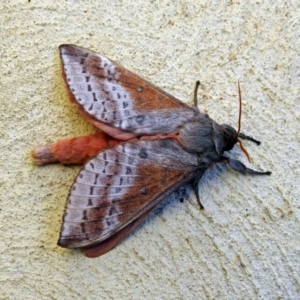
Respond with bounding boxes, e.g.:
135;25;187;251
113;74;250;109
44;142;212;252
1;1;299;299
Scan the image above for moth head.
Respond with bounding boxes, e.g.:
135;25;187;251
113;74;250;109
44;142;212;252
221;123;251;161
222;124;238;151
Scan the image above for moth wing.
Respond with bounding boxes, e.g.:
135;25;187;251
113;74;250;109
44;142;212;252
82;205;157;258
59;44;199;139
58;139;201;251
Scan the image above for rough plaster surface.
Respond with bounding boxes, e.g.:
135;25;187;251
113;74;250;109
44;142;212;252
1;1;300;299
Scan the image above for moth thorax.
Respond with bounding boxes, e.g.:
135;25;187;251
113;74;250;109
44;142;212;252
178;120;216;154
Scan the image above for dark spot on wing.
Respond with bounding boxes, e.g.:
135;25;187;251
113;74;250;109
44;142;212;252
108;207;118;216
139;148;148;159
136;115;145;124
140;188;147;195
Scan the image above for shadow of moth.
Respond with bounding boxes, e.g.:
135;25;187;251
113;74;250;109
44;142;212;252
32;45;271;258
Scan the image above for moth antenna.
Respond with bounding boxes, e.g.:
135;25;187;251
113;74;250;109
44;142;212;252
238;133;261;145
234;82;261;146
237;80;242;135
238;139;251;163
236;81;251;163
193;80;201;107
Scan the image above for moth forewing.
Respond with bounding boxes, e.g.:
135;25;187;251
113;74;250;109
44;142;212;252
59;44;198;138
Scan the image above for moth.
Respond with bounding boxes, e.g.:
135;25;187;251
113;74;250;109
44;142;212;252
32;45;271;258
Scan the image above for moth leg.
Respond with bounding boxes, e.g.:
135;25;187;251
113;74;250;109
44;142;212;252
191;171;206;210
32;132;122;165
238;133;261;145
221;156;271;175
193;80;201;107
192;180;204;210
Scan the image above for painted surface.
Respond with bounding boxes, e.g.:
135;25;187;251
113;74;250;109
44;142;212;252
1;1;299;299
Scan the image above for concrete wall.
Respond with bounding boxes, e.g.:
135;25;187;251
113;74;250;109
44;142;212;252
1;1;300;299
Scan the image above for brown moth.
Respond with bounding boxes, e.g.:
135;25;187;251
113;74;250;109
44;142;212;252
32;45;271;258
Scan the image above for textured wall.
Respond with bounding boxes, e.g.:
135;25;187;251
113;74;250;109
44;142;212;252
1;1;300;299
